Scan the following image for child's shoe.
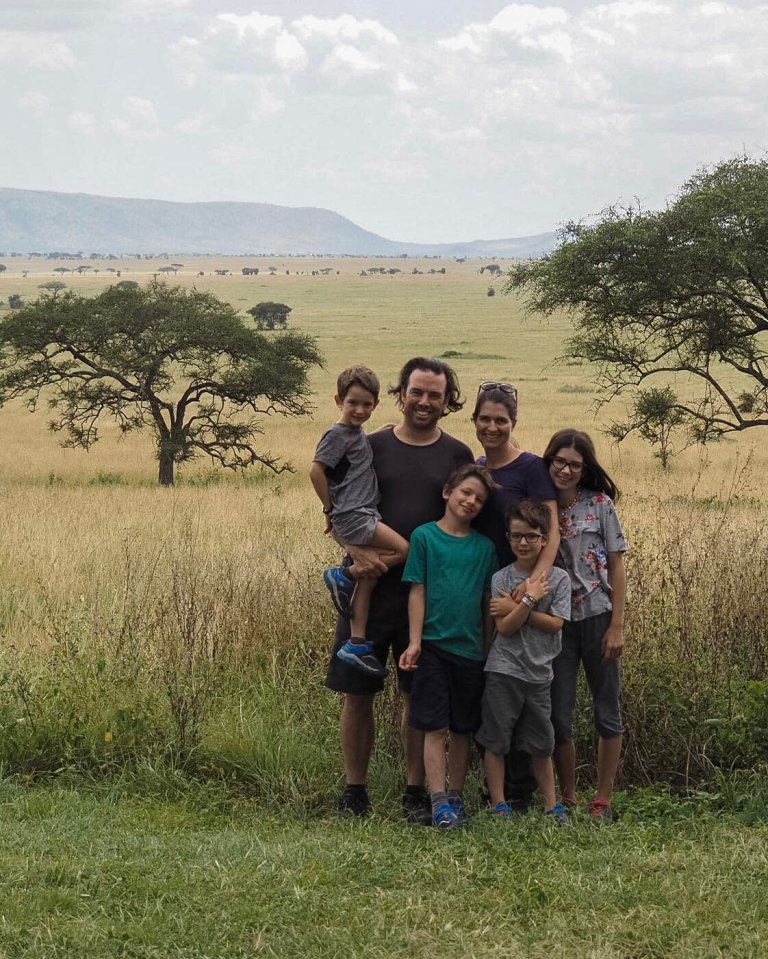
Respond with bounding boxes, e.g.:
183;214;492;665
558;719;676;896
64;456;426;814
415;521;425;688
323;566;354;618
336;785;371;818
545;802;569;825
432;803;457;830
448;793;466;826
587;799;617;823
491;801;512;818
336;640;388;678
401;787;432;826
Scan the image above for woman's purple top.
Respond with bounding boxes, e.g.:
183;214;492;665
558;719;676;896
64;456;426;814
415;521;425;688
474;451;558;566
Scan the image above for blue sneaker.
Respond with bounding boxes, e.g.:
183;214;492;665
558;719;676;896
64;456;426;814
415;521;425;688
323;566;354;618
545;802;569;825
491;801;512;818
336;641;388;678
449;794;466;826
432;803;457;830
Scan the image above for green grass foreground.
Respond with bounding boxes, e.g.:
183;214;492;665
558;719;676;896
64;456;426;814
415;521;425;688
1;781;766;959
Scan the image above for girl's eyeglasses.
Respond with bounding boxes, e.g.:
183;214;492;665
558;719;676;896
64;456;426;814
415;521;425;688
507;532;543;544
478;381;517;398
551;456;583;474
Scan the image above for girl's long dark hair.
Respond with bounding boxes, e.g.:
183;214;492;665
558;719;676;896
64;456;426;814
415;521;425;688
542;429;619;501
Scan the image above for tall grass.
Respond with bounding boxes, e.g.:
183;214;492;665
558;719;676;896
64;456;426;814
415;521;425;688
0;466;765;797
1;256;766;798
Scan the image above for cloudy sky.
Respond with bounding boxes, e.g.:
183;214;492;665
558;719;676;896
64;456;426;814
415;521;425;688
2;0;766;242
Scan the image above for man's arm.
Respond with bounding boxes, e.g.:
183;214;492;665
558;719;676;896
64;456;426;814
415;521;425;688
329;531;389;578
309;461;333;533
399;583;425;670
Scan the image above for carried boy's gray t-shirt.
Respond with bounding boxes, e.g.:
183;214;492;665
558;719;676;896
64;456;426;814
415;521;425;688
485;564;571;684
313;423;379;515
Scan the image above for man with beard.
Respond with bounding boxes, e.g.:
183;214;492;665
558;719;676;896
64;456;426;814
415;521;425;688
325;357;473;823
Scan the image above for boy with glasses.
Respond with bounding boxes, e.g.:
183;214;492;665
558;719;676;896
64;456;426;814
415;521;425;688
476;500;572;821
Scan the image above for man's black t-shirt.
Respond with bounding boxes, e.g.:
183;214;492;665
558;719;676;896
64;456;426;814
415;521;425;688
367;428;474;600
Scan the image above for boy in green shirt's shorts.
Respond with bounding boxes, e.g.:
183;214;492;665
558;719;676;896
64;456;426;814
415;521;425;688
399;464;497;829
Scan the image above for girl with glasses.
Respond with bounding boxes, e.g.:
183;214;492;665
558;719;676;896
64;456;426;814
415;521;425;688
542;429;627;822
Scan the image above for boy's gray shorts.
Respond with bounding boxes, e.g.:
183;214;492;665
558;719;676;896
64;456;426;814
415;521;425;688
330;507;381;546
476;672;554;759
550;611;623;744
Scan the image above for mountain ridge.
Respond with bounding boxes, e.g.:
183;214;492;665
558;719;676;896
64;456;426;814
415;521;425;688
0;187;556;258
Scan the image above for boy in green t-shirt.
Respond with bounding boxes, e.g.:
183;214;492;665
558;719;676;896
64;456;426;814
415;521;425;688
399;464;497;829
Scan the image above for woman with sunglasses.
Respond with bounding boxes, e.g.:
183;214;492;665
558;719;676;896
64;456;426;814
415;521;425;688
471;382;560;811
542;429;627;822
472;382;560;572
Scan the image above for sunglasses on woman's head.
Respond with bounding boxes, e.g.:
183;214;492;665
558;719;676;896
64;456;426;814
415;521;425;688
478;381;517;398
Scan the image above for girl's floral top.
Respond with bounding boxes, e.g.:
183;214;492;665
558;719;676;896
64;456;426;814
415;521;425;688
557;489;627;621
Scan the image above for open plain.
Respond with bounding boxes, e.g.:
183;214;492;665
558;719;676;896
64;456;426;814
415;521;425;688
0;256;766;958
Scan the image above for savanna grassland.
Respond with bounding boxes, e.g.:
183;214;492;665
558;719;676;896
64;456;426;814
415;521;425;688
0;256;766;958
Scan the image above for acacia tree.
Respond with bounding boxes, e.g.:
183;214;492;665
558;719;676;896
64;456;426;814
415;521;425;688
506;156;768;451
247;302;291;330
0;281;323;485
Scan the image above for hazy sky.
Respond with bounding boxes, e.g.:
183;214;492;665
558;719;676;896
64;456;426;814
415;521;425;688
2;0;767;242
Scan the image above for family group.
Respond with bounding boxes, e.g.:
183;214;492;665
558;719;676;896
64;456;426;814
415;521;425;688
310;357;626;829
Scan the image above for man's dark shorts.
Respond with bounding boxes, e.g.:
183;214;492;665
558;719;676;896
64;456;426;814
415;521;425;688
325;575;414;695
408;642;485;734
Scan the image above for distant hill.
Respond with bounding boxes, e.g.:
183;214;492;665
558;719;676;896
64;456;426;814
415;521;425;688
0;188;556;258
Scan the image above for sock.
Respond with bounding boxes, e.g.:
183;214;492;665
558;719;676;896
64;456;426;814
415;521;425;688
346;783;367;796
431;791;450;815
345;638;373;652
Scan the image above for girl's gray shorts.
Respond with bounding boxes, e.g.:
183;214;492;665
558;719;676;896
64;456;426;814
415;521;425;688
331;506;381;546
550;611;623;743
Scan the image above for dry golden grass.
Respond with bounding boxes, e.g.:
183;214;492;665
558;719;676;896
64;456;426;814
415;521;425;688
1;255;766;658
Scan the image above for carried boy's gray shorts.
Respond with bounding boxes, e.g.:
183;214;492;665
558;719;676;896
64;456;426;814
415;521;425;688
476;671;555;759
330;506;381;546
550;610;624;744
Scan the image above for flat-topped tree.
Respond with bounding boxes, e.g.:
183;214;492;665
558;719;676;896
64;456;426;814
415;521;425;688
0;281;323;485
506;156;768;452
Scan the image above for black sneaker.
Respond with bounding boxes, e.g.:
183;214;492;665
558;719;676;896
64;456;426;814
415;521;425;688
402;787;432;826
507;795;533;816
336;786;371;818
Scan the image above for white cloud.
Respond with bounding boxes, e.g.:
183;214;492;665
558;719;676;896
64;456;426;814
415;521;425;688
291;14;398;46
0;31;76;69
209;143;257;166
111;95;159;138
172;11;405;94
175;114;205;134
68;110;96;133
195;13;308;75
489;4;569;36
438;4;569;56
121;0;191;15
322;44;381;76
19;89;51;115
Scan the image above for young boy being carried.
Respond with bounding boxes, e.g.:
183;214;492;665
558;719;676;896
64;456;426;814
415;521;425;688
399;464;498;829
476;500;572;822
310;365;409;679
